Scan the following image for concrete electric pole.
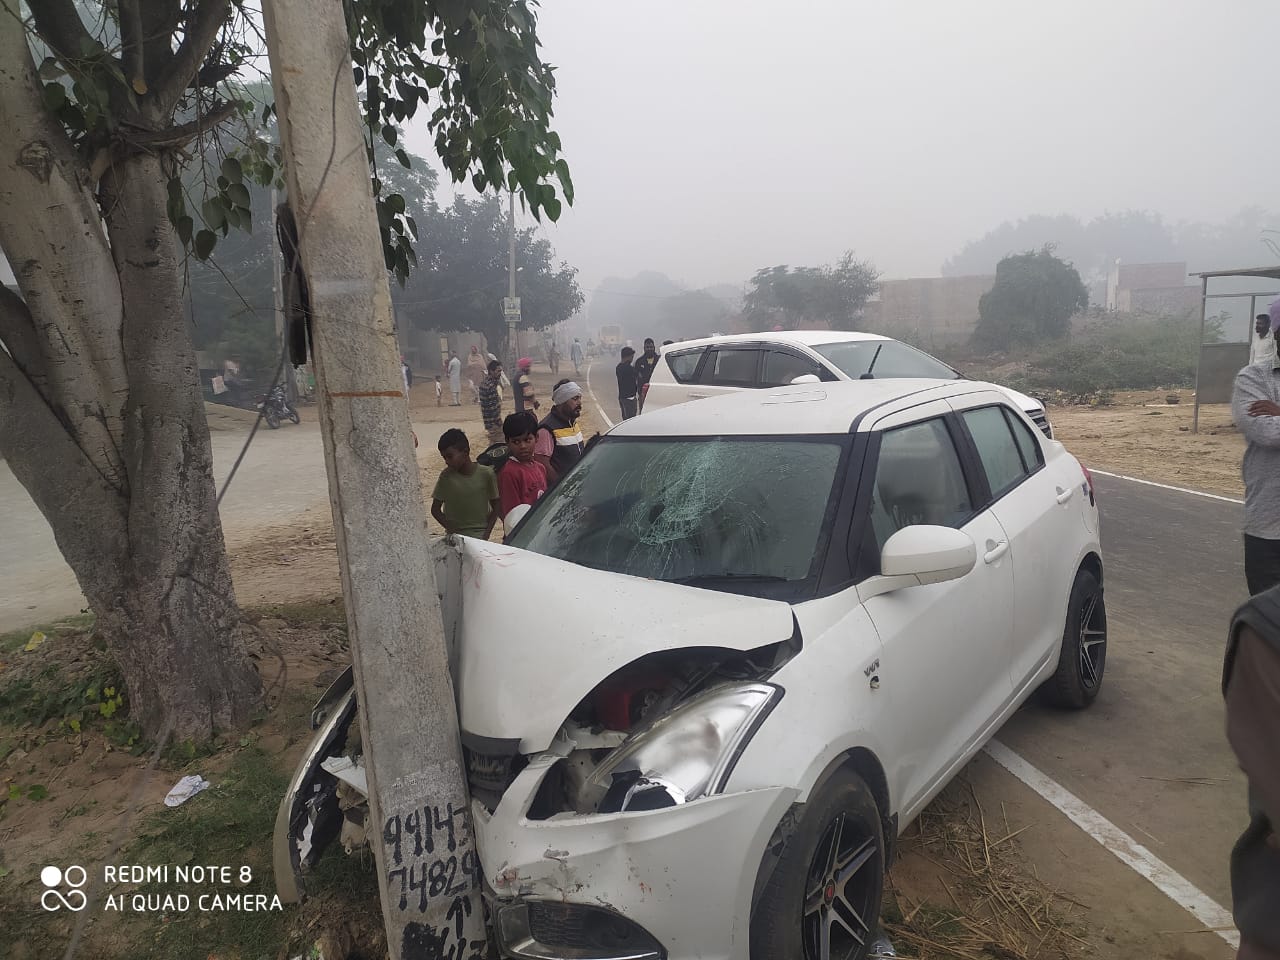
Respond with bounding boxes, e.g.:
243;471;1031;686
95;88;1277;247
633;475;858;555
261;3;487;958
506;189;519;369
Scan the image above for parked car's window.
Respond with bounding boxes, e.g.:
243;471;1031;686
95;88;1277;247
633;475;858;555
962;406;1030;497
666;349;704;384
761;350;828;387
866;418;973;558
813;340;961;381
1004;408;1045;470
508;437;844;592
702;348;760;386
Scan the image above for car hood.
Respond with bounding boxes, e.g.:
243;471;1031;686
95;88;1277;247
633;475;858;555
453;538;796;753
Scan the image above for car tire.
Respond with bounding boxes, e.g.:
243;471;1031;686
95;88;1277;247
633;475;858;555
1040;567;1107;709
751;769;884;960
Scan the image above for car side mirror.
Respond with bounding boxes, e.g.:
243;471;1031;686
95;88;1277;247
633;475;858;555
790;374;821;384
857;525;977;601
504;503;532;535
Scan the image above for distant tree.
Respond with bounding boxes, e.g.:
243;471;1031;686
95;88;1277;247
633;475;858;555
743;252;878;331
400;195;582;349
973;247;1089;350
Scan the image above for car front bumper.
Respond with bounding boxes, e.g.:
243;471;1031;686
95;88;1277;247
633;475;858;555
474;750;798;960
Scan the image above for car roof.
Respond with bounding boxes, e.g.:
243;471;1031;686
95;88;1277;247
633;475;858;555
604;379;1003;437
660;330;887;351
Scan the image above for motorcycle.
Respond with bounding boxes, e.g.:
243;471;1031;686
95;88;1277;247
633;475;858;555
257;384;301;429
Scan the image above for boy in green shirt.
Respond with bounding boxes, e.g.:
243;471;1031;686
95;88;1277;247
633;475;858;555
430;429;500;539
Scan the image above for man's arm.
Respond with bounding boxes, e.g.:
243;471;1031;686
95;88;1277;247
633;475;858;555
1226;626;1280;829
534;428;558;484
430;498;449;533
1232;366;1280;448
484;498;501;539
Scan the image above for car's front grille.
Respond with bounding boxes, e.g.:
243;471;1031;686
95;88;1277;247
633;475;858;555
1028;410;1053;439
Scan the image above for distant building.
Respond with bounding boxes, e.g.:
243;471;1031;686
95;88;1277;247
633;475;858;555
1105;261;1199;316
872;275;995;346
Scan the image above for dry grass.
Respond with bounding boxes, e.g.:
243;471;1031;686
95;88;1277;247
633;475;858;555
884;780;1084;959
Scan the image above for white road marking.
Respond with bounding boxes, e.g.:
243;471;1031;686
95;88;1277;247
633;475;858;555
984;739;1239;949
584;362;616;429
1091;470;1244;505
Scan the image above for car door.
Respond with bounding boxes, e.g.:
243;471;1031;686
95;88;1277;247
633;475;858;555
687;346;763;402
853;402;1016;819
950;395;1078;693
641;347;705;413
759;349;835;387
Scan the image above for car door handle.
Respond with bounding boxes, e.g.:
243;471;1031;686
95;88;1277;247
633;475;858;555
688;392;708;399
1055;486;1075;504
983;540;1010;564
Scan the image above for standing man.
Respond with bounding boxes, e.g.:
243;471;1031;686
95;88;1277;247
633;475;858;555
616;346;640;420
1250;315;1277;368
1232;353;1280;593
536;380;585;484
634;338;660;414
514;357;539;414
479;359;505;446
447;351;463;406
570;338;585;376
1223;589;1280;960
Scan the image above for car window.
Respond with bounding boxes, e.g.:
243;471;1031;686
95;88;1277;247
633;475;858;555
866;418;973;557
666;349;704;384
702;348;760;386
813;340;961;380
761;350;827;387
1004;408;1044;470
962;406;1030;497
508;437;845;591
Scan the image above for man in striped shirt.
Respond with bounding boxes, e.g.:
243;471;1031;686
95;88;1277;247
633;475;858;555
535;380;585;484
479;360;504;445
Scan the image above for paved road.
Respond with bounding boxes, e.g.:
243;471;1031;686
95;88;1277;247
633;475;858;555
584;362;1245;955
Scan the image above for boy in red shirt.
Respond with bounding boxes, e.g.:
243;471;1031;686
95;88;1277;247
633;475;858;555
498;411;548;529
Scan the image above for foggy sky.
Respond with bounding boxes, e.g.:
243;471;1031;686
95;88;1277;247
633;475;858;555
406;0;1280;297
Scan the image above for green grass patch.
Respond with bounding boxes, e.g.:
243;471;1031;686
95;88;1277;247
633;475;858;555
0;613;95;655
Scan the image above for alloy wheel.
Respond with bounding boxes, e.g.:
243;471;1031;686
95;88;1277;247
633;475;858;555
802;812;880;960
1079;593;1106;689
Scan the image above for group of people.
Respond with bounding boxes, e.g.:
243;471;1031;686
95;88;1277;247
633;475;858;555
614;338;663;419
1227;301;1280;960
429;355;589;543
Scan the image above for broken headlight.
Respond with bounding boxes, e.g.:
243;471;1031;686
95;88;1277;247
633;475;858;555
579;683;780;814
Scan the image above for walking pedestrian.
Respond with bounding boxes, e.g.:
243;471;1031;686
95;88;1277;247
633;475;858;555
430;429;500;540
467;345;486;403
616;345;640;420
570;338;585;375
434;375;443;406
401;355;414;390
536;380;585;484
548;342;561;376
634;338;660;414
1223;588;1280;960
514;357;539;414
1232;352;1280;593
479;360;505;446
447;352;462;406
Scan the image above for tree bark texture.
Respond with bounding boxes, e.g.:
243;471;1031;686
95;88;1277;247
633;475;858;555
0;3;262;741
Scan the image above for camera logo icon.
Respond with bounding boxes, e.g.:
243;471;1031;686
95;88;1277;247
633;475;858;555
40;865;87;912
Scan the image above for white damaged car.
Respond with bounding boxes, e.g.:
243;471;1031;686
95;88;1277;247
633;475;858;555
275;378;1105;960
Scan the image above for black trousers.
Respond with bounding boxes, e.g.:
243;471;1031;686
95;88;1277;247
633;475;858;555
619;396;638;420
1245;535;1280;595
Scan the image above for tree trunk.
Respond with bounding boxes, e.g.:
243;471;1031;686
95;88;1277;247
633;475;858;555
0;13;263;742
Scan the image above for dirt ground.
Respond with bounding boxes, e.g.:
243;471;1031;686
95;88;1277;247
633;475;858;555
1049;390;1243;498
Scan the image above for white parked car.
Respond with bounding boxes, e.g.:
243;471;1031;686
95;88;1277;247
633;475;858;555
643;330;1054;438
276;379;1103;960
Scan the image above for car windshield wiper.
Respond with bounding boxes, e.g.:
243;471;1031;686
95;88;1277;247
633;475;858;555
669;573;790;585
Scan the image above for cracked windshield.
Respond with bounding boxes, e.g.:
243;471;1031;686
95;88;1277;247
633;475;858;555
2;1;1277;959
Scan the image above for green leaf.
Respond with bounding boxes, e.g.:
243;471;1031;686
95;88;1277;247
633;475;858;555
424;64;446;88
227;183;251;207
235;207;253;234
395;149;411;169
405;216;418;240
202;199;226;232
41;83;66;111
38;57;64;81
387;193;406;214
217;175;230;190
542;196;562;222
554;158;574;205
381;124;397;146
194;230;216;261
431;39;445;56
177;216;194;246
221;157;243;184
223;205;241;230
7;785;18;801
27;784;48;801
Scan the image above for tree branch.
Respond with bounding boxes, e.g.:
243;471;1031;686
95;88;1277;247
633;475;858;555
0;284;48;386
153;0;230;115
119;0;146;94
26;0;94;66
118;98;238;150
